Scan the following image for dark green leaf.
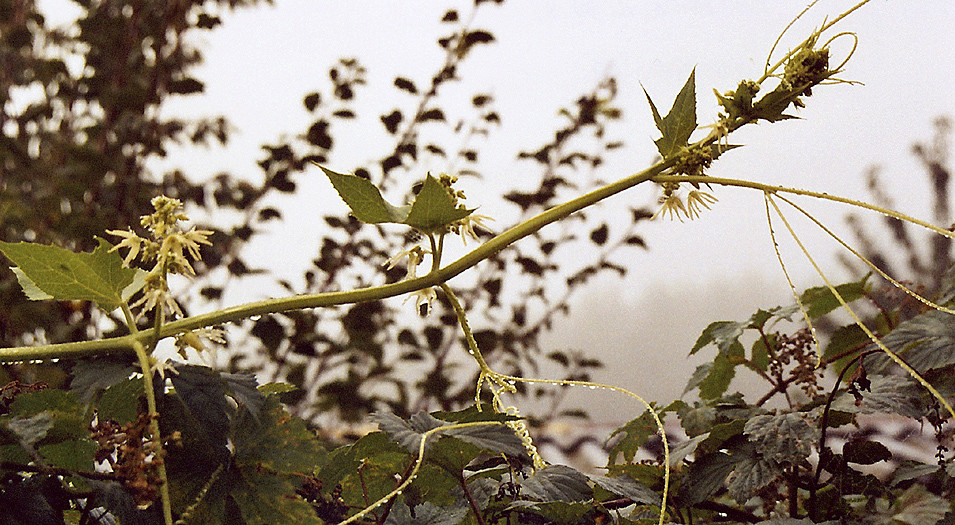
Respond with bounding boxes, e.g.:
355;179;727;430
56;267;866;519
590;474;659;506
798;274;870;319
696;340;744;399
831;374;927;419
724;444;780;504
169;365;231;455
70;358;135;404
0;237;143;311
384;501;468;525
678;450;737;506
888;484;951;525
38;437;97;470
843;439;891;465
519;465;592;502
98;377;142;425
644;68;697;159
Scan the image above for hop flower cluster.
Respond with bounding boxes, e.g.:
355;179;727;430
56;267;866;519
108;196;212;319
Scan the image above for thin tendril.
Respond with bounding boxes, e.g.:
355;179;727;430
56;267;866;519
764;192;822;363
775;193;955;315
766;195;955;421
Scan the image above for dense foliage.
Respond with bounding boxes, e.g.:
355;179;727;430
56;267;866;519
1;1;954;525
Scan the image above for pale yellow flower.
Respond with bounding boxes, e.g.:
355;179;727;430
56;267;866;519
685;190;718;219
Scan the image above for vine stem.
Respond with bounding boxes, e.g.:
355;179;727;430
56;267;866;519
0;157;677;363
131;338;173;525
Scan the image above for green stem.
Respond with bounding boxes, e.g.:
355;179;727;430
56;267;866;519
132;339;173;525
0;157;676;364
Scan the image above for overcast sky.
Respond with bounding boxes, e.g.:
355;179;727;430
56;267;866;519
41;1;955;411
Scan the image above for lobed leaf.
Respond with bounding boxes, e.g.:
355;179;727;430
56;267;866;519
0;237;143;311
643;68;697;159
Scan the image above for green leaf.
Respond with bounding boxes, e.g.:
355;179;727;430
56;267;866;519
320;167;472;232
831;374;927;419
229;469;323;525
798;274;870;319
98;377;142;425
320;165;409;224
373;411;526;458
696;340;744;400
402;175;472;232
678;450;737;506
39;438;97;471
0;237;141;311
384;501;469;525
590;474;659;506
643;68;697;159
606;401;685;466
724;443;780;504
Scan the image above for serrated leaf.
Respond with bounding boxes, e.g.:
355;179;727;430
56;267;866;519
744;411;818;465
724;444;780;504
320;167;472;232
222;372;265;421
798;274;870;319
697;341;744;400
10;389;88;441
519;465;593;502
644;68;697;159
403;175;472;232
229;468;323;525
373;411;525;458
169;365;231;455
691;320;745;355
258;382;297;396
70;358;135;404
606;401;684;466
0;238;141;311
678;450;738;506
232;396;326;475
320;165;409;224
